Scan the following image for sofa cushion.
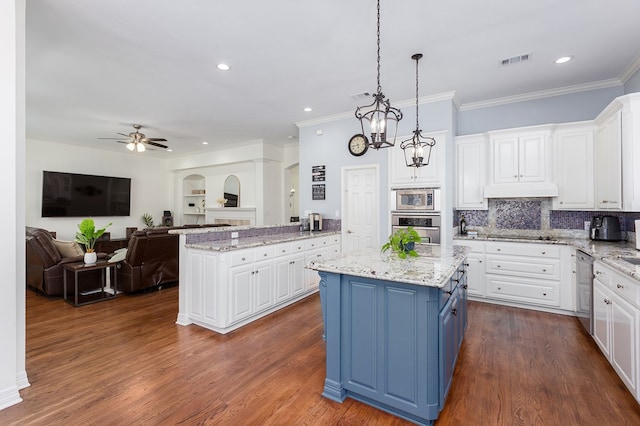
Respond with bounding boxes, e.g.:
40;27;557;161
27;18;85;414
52;239;84;258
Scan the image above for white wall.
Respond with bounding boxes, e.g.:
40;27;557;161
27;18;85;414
0;0;25;411
26;139;173;240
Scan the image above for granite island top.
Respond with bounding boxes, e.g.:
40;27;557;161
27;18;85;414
454;234;640;282
307;244;470;289
184;231;339;252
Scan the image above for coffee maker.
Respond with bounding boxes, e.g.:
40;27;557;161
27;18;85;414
309;213;323;231
590;215;622;241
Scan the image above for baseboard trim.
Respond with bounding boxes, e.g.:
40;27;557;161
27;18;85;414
0;385;22;411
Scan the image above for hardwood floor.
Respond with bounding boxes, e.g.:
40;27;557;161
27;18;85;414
1;288;639;425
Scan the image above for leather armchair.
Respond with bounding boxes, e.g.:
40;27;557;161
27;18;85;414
25;226;106;296
116;228;179;293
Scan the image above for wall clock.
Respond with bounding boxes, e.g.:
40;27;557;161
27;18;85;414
348;134;369;157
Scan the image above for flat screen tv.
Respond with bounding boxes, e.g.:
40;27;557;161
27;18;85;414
41;171;131;217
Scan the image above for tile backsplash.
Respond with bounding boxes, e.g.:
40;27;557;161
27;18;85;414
456;198;640;238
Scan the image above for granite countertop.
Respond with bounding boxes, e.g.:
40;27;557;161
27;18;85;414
454;234;640;282
170;222;302;235
185;231;339;251
307;245;470;289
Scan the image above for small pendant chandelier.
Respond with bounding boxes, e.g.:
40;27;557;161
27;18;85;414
400;53;435;168
355;0;402;150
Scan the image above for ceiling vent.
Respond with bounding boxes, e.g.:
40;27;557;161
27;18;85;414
350;91;371;100
501;53;531;66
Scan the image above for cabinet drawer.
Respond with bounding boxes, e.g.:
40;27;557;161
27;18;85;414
254;246;274;261
274;242;304;257
610;269;640;307
485;255;560;280
594;261;612;286
485;243;560;259
486;275;559;306
230;250;254;266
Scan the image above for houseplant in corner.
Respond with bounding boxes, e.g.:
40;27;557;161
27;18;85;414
75;218;112;264
381;226;422;260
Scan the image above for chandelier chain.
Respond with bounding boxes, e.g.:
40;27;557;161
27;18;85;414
415;56;419;130
376;0;381;93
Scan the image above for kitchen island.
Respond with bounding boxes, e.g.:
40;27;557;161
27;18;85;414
171;223;340;334
308;244;469;426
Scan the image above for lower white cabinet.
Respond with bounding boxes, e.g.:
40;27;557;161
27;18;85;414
180;234;340;334
456;240;574;313
593;261;639;399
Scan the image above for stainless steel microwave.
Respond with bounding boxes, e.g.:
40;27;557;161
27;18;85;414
394;188;439;211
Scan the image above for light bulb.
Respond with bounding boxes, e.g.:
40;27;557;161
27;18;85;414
127;142;135;151
137;143;145;152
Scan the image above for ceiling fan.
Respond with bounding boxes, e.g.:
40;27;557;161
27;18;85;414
98;124;169;152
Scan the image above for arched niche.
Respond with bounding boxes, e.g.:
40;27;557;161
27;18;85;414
223;175;240;207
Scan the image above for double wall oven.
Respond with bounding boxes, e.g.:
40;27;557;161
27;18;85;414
391;188;441;244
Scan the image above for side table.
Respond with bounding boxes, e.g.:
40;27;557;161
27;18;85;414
63;260;118;306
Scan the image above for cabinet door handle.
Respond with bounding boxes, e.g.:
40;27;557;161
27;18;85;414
282;249;286;253
514;175;518;178
451;308;458;316
497;265;501;268
595;271;601;275
543;292;547;296
463;284;468;289
542;269;547;272
479;260;483;263
497;248;501;251
264;253;268;257
464;263;470;267
542;251;546;255
251;271;255;275
497;287;502;291
444;290;453;295
605;299;612;305
617;283;624;289
241;257;246;261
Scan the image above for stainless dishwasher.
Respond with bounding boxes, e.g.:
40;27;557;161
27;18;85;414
576;250;594;334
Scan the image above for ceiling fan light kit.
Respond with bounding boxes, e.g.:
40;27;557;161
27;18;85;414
99;124;168;152
354;0;402;150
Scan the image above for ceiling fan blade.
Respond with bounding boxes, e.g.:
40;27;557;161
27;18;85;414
146;141;169;149
117;132;130;137
98;137;126;140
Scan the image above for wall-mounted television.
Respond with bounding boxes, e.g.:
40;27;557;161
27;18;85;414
42;171;131;217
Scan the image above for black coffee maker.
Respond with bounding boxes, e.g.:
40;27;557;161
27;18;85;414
590;215;622;241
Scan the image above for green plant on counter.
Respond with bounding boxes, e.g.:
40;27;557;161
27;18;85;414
381;227;422;259
74;218;112;253
142;212;155;228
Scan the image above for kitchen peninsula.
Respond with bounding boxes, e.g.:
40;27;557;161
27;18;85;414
171;224;340;334
308;245;470;426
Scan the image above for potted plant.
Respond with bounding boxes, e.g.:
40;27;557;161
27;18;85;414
75;218;112;264
381;227;422;260
141;212;155;228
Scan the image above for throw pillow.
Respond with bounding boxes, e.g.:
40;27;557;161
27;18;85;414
52;239;84;258
108;248;127;263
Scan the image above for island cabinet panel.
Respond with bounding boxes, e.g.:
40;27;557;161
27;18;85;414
339;277;439;421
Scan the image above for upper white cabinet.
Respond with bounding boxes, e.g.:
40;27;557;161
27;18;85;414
389;131;446;188
455;134;488;210
595;93;640;211
483;126;557;198
552;122;595;210
594;111;622;210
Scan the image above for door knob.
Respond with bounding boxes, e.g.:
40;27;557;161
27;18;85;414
347;230;353;234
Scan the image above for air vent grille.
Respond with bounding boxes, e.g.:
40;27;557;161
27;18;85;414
501;53;531;66
350;91;371;100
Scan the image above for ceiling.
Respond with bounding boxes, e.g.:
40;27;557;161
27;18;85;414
26;0;640;157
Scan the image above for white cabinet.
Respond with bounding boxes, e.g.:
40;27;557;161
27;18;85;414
552;123;595;210
389;131;446;188
593;261;639;398
455;135;488;210
484;126;557;198
456;240;485;297
595;93;640;211
594;111;622;209
180;234;340;334
490;131;547;184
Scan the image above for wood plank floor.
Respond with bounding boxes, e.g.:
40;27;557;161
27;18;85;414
1;288;639;425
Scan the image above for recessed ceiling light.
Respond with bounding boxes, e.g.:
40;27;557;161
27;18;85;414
303;107;312;112
555;56;573;64
167;149;173;152
202;141;209;145
217;63;230;71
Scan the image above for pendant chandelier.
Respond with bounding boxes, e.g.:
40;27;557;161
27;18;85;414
400;53;435;168
355;0;402;150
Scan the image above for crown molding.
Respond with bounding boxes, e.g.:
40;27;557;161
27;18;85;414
458;79;622;111
620;54;640;83
295;91;458;128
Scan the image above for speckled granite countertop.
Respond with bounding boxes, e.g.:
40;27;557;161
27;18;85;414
307;245;470;289
454;235;640;282
185;231;339;251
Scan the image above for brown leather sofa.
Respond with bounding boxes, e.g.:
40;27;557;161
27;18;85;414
116;224;228;293
25;226;106;296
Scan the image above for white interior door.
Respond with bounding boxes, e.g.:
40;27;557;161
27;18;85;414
342;165;379;253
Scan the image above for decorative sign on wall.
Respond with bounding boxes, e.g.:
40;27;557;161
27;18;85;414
312;184;325;200
312;165;326;182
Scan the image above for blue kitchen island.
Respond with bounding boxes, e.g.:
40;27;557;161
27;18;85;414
308;245;469;426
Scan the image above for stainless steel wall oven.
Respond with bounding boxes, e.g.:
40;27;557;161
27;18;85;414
391;213;441;244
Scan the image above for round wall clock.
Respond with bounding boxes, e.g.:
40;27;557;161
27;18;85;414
348;134;369;157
